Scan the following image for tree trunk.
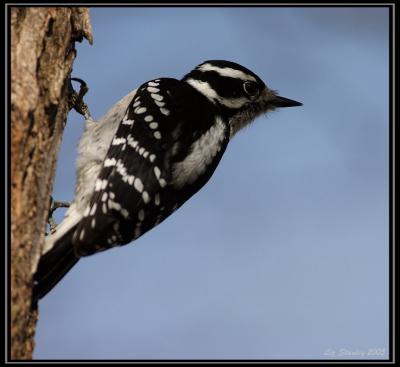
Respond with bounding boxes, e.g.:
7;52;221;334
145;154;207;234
10;7;92;360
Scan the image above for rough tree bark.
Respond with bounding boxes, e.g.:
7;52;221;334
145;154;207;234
10;7;93;360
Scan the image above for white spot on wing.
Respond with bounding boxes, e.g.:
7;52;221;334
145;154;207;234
151;93;163;101
104;158;117;167
95;179;108;191
147;86;160;93
122;119;134;126
115;160;135;185
112;137;126;145
89;203;97;216
108;199;121;211
134;178;144;193
138;209;145;221
135;107;147;114
155;100;165;107
142;191;150;203
127;135;139;149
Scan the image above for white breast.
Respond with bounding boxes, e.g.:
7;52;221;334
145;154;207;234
172;116;226;189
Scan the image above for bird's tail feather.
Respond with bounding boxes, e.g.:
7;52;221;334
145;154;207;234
32;228;80;304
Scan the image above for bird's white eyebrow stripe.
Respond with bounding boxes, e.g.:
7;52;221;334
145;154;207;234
198;63;257;82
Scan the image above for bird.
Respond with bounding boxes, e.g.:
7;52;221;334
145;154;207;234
32;60;302;303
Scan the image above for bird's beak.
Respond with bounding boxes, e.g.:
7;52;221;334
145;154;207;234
270;95;303;107
260;89;302;109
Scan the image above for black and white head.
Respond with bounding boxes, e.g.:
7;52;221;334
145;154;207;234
183;60;302;136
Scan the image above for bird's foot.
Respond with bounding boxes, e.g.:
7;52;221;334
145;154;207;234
68;77;93;120
47;196;70;234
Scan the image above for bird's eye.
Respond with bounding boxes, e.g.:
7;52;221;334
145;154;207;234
243;81;259;98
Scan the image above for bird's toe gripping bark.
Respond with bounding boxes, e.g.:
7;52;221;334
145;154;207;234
47;196;71;234
68;77;92;120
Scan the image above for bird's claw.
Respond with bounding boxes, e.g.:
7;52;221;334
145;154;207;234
68;77;92;120
47;196;71;235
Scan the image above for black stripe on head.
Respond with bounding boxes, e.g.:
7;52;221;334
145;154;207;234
186;69;247;100
198;60;265;85
182;60;266;104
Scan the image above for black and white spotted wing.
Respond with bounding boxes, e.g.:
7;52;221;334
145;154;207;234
72;78;186;256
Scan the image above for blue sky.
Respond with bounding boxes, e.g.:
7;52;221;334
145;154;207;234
34;7;389;360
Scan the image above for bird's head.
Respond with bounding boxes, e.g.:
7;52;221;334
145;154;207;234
183;60;302;136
